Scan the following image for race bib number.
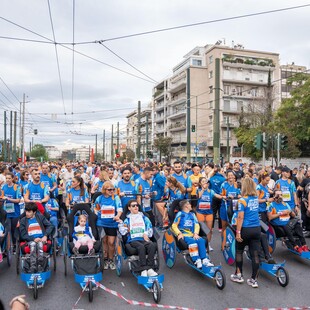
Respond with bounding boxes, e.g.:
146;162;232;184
188;243;198;257
282;191;291;202
279;212;290;222
4;202;15;213
142;198;150;208
31;193;41;201
101;206;115;219
232;199;238;211
198;202;210;210
130;216;146;239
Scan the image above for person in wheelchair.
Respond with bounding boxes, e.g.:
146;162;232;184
267;189;309;253
171;199;213;268
72;214;95;255
118;199;158;277
19;202;54;273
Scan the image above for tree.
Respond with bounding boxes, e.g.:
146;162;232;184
273;73;310;156
30;144;48;161
154;136;172;160
124;148;135;162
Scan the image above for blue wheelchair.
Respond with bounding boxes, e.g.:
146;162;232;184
115;203;164;303
222;198;289;287
162;199;226;290
0;205;13;268
63;203;102;302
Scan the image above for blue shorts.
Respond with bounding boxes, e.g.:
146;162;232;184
220;205;228;222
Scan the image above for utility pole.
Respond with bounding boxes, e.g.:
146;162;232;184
195;96;198;162
226;116;230;162
145;112;149;155
213;58;221;164
21;94;25;162
9;111;13;162
13;111;17;162
262;132;266;167
277;133;280;165
117;121;119;154
186;68;191;161
4;111;7;161
102;129;105;160
111;124;114;160
95;134;98;161
137;101;141;163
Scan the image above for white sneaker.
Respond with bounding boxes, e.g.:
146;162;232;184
141;270;148;277
195;259;202;268
209;244;214;252
202;258;214;267
147;268;158;277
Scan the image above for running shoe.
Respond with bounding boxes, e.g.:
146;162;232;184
103;259;109;270
301;245;310;252
209;244;214;252
267;257;276;264
247;278;258;288
195;259;202;268
141;270;148;277
109;260;116;270
202;258;214;267
294;245;303;254
147;269;158;277
218;229;222;233
230;273;244;283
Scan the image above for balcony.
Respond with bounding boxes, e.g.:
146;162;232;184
169;95;187;106
156;126;165;134
154;89;164;99
170;72;186;93
168;109;186;120
155;114;164;123
220;121;239;128
155;102;165;111
169;122;186;132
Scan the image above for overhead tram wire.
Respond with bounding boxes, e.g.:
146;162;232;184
0;17;155;84
47;0;67;117
98;42;158;83
98;4;310;42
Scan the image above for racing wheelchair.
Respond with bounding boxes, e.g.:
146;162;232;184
63;203;102;302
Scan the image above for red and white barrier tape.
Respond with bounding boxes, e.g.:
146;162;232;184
72;280;90;309
225;307;310;310
72;280;194;310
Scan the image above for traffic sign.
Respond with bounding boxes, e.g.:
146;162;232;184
194;146;199;154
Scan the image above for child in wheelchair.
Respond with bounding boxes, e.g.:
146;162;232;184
72;214;95;255
118;199;158;277
19;202;54;273
171;199;213;268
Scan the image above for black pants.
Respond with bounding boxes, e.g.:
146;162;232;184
236;226;260;279
301;201;310;230
145;210;155;227
212;196;222;229
7;217;19;245
274;224;306;247
129;240;157;270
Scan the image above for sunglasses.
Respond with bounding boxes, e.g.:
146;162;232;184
106;188;114;191
130;204;138;207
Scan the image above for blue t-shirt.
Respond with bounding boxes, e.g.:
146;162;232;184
45;198;59;217
152;173;166;201
135;177;152;212
268;201;292;226
275;179;296;209
40;173;56;190
95;194;122;228
27;217;44;238
1;183;22;218
256;183;270;213
173;211;198;236
238;196;260;228
24;182;49;203
197;188;214;215
209;173;226;195
67;187;89;204
117;180;137;209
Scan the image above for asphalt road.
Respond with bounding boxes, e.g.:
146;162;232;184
0;230;310;310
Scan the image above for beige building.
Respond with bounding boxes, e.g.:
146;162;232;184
152;42;281;161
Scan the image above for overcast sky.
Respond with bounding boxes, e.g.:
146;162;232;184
1;0;309;152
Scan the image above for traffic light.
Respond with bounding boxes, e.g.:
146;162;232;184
191;125;196;132
146;150;153;158
280;135;288;150
34;129;38;135
262;135;268;149
253;133;262;150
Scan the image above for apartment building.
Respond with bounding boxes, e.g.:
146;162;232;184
280;63;307;100
126;106;152;159
152;42;280;161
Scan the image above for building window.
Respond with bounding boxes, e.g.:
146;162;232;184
236;86;243;96
224;85;230;95
209;115;213;123
209;55;213;64
192;59;202;66
209;86;213;93
224;100;230;111
209;71;213;79
209;101;213;109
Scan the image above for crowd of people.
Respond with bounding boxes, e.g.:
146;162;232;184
0;158;310;307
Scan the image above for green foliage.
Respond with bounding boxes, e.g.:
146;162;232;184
124;148;135;162
30;144;48;161
154;137;172;157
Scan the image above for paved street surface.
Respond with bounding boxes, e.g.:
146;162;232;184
0;230;309;310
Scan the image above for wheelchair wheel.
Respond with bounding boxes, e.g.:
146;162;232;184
33;276;38;300
53;239;57;271
152;280;161;304
222;226;236;265
214;269;226;290
88;282;93;302
6;232;12;267
16;242;20;275
116;254;122;277
63;238;67;276
277;267;289;287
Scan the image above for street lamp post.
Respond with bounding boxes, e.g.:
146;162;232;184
213;58;221;165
